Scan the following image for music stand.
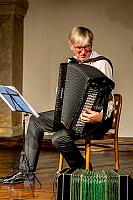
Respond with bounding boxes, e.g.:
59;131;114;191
0;85;41;187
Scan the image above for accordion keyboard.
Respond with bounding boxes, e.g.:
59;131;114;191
74;87;99;134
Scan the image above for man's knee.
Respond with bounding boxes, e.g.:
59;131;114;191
52;129;67;149
52;132;60;149
52;129;73;151
29;115;36;124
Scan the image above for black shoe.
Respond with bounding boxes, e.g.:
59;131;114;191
0;172;35;184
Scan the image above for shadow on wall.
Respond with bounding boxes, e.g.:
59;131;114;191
107;0;133;53
107;0;133;30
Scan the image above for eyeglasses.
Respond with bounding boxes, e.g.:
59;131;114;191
73;44;92;52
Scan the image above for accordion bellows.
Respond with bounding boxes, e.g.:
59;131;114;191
56;168;133;200
54;63;115;134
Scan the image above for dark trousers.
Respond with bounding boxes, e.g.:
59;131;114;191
19;110;113;173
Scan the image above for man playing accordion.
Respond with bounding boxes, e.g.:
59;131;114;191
0;26;114;183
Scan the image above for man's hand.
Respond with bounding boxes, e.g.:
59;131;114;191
80;108;103;123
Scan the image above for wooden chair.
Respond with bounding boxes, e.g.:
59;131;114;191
58;93;122;172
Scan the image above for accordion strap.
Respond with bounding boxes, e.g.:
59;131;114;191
69;56;113;74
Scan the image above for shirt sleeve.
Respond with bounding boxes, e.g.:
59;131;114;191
95;60;113;80
92;60;114;119
102;61;114;119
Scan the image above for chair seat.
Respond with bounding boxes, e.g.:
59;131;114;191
88;131;115;140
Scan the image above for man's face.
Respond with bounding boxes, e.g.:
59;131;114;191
69;41;92;63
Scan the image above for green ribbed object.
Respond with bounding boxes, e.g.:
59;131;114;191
55;169;133;200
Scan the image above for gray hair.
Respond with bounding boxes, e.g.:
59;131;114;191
69;25;94;46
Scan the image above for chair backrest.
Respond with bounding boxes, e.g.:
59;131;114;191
112;94;122;135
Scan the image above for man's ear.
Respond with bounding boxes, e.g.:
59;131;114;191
68;40;73;50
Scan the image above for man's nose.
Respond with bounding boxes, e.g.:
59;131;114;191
80;48;86;54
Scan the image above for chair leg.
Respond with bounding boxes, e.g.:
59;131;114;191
86;143;91;170
58;153;64;172
115;139;119;170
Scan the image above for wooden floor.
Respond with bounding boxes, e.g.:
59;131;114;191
0;138;133;199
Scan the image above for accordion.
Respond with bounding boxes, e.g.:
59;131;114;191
54;63;115;134
55;168;133;200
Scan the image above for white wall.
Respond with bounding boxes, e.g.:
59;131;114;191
23;0;133;137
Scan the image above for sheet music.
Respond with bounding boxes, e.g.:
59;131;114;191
0;85;39;118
